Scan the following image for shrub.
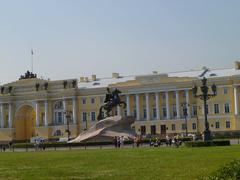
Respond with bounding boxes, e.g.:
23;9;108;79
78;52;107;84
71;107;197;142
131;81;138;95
213;132;240;139
206;159;240;180
185;140;230;147
10;140;135;149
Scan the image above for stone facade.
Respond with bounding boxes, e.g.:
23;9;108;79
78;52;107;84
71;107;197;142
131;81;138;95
1;62;240;141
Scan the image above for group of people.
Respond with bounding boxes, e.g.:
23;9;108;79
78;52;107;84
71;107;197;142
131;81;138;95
34;139;46;151
149;138;161;147
166;135;182;147
113;136;125;148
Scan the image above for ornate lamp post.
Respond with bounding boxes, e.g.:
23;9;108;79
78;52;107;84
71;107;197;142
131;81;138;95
64;111;71;141
192;77;217;141
181;103;189;137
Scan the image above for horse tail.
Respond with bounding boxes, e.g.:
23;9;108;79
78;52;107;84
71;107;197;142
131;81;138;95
120;101;127;108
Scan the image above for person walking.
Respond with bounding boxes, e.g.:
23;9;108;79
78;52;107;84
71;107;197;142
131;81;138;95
113;136;118;148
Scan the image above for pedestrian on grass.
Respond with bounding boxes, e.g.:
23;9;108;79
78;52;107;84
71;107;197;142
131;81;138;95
120;136;124;148
117;136;121;148
113;136;118;148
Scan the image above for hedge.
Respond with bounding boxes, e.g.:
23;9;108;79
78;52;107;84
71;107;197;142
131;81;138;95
206;159;240;180
9;140;136;149
185;140;230;147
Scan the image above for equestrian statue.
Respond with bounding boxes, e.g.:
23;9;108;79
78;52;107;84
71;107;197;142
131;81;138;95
97;88;126;121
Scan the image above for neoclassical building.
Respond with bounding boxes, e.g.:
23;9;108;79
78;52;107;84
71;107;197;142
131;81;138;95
1;62;240;142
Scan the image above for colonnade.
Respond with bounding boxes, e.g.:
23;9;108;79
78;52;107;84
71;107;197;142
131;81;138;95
118;90;191;121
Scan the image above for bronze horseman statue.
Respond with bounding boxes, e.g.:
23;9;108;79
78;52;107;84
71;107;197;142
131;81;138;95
97;88;126;121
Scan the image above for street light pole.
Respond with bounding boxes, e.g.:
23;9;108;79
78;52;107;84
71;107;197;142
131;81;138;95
181;103;189;137
192;77;217;141
64;111;71;141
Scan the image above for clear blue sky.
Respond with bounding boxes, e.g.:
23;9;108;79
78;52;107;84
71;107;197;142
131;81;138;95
0;0;240;83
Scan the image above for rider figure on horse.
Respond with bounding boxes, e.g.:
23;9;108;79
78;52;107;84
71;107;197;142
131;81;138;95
97;88;126;121
104;88;113;103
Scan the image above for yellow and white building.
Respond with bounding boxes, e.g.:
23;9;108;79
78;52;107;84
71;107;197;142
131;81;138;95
1;62;240;142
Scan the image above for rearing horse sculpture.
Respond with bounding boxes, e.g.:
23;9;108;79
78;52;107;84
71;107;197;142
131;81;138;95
97;88;126;121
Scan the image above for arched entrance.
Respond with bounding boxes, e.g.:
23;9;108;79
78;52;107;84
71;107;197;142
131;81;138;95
14;105;36;141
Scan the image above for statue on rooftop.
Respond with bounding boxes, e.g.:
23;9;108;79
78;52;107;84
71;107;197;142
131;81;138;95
19;70;37;80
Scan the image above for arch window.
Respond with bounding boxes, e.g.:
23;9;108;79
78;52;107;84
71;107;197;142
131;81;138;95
53;130;63;136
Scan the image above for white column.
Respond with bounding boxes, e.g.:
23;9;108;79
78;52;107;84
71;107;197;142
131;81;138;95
155;92;160;120
63;99;67;124
8;103;12;128
117;106;121;116
0;104;5;128
72;97;77;124
136;94;140;120
35;101;40;127
165;91;170;119
176;91;180;119
185;90;190;117
234;86;239;115
44;100;48;126
126;95;131;116
145;93;150;120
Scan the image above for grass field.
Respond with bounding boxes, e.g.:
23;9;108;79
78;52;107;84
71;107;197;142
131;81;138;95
0;146;240;180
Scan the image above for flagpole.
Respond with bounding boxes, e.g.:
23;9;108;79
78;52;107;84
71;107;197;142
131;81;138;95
31;49;34;72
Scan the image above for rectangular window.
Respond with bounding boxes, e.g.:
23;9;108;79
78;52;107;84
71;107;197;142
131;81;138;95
183;91;186;98
223;88;228;95
153;108;157;119
91;112;95;121
57;112;63;124
143;109;147;119
133;109;137;118
54;112;63;124
143;95;146;101
172;105;177;117
192;105;198;116
162;106;167;118
91;98;95;104
173;92;176;99
140;126;146;135
41;113;45;125
162;94;166;100
133;96;136;103
215;122;220;129
192;123;196;130
224;103;230;114
214;104;220;114
226;121;230;128
182;123;186;130
151;125;156;135
172;124;176;131
82;98;86;104
82;112;87;122
124;110;127;117
152;94;156;101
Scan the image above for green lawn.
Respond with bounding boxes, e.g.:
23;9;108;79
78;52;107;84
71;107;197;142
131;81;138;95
0;146;240;180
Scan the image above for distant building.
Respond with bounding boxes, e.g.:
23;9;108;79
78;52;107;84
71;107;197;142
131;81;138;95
0;62;240;141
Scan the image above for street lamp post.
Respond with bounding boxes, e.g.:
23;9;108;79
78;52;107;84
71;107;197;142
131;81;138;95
64;111;71;141
181;103;189;137
192;77;217;141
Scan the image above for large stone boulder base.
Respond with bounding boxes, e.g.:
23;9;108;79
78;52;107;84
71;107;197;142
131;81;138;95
69;116;136;143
